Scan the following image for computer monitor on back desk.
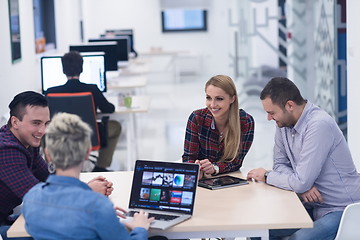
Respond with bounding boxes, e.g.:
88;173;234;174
103;29;137;57
70;41;119;71
88;36;130;68
41;52;107;93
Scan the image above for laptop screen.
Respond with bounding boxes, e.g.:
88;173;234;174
129;160;200;215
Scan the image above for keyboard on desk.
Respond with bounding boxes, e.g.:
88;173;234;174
127;211;179;221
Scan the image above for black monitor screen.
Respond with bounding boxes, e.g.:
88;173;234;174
103;29;136;56
41;53;106;93
88;37;129;62
161;9;207;32
106;29;133;34
70;42;118;71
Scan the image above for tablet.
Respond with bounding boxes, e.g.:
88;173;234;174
198;175;249;190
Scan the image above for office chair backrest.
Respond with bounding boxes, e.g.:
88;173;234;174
334;202;360;240
47;92;100;151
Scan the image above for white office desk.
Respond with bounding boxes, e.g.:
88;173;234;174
117;64;150;76
107;75;147;90
106;95;150;113
140;49;188;57
105;58;150;96
101;95;151;170
7;171;312;239
139;50;187;75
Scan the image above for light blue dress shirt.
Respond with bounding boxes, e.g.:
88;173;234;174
267;102;360;219
22;175;148;240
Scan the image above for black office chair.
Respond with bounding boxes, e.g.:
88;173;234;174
46;92;109;151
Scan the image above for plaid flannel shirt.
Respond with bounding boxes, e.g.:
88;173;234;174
0;125;48;223
182;108;255;174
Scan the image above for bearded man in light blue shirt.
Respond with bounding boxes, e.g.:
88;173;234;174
247;77;360;240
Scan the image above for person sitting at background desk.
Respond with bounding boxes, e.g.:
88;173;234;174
0;91;113;240
247;77;360;240
45;51;121;171
182;75;255;178
22;112;153;240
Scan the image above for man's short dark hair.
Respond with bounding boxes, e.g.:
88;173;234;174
260;77;306;109
7;91;48;127
61;51;83;77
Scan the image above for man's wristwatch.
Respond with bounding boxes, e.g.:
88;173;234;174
264;170;270;181
212;164;220;175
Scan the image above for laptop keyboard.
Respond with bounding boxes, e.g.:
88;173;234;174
127;211;179;221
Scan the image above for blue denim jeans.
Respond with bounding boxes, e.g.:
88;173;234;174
251;211;343;240
0;224;10;239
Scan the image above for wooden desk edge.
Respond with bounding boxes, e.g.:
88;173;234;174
7;215;29;238
8;214;312;238
7;171;313;238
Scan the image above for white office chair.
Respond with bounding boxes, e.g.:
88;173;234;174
334;202;360;240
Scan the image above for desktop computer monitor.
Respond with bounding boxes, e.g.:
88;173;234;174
106;29;133;34
69;42;119;71
41;52;107;93
88;36;130;63
103;29;137;57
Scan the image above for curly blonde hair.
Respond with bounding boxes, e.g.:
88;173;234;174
45;112;92;170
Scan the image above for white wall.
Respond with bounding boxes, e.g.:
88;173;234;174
81;0;279;81
0;0;39;115
81;0;235;79
54;0;82;53
0;0;83;116
347;0;360;170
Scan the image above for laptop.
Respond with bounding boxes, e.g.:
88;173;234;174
125;160;200;230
